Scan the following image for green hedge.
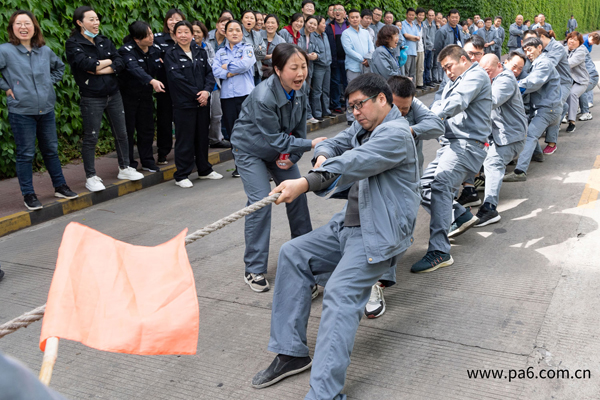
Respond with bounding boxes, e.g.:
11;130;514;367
0;0;598;178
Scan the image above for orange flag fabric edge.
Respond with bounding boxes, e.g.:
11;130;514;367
40;222;199;355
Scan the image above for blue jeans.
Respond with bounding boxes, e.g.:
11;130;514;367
423;50;433;85
329;60;347;110
9;111;66;196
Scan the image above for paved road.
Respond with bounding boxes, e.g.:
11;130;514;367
1;72;600;399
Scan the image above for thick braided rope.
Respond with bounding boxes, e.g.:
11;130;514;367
0;193;281;339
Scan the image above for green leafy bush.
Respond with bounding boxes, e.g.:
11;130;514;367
0;0;598;178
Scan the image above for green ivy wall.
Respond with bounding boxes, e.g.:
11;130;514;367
0;0;598;178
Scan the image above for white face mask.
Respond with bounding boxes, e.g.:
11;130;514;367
83;29;98;38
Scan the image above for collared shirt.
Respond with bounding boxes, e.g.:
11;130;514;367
416;21;424;52
341;26;374;73
518;53;562;109
212;42;256;99
401;19;419;56
423;19;437;50
490;67;528;145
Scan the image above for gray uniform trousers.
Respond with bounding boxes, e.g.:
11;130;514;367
567;82;588;121
483;139;525;206
267;212;401;400
579;76;598;113
420;139;487;254
209;89;224;143
516;108;561;173
405;55;417;82
311;65;331;118
345;70;362;122
235;150;313;274
545;84;570;145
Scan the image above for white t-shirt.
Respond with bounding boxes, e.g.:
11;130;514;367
417;23;424;52
185;51;193;60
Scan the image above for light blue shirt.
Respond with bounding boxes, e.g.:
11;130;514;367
341;26;374;73
401;19;419;56
212;42;255;99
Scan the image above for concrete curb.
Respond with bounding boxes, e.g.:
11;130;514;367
0;84;438;238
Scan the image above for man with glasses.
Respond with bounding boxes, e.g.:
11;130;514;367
370;6;385;36
251;73;421;399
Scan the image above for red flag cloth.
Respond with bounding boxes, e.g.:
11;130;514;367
40;222;199;355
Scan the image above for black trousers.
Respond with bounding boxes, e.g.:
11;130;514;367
220;95;248;140
173;105;213;181
155;91;173;159
122;93;155;168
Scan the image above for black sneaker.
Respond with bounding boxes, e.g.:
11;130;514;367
475;204;501;227
311;284;319;300
448;208;479;238
23;194;43;211
142;163;159;172
0;268;4;282
566;122;576;133
474;175;485;191
531;152;545;163
251;354;312;388
157;157;168;165
411;251;454;273
54;184;78;199
244;272;269;292
232;168;240;178
210;140;232;149
457;187;481;207
416;85;425;90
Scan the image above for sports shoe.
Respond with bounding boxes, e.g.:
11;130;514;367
579;112;593;121
210;140;232;148
457;187;481;207
589;102;594;108
448;208;479;238
332;108;343;114
53;184;77;199
117;166;144;181
531;152;545;162
503;171;527;182
85;176;106;192
561;116;568;124
231;168;240;178
175;178;193;188
566;122;576;133
411;251;454;273
244;272;270;292
0;267;4;281
142;163;159;172
542;145;557;155
365;283;386;318
474;175;485;191
251;354;312;388
475;204;501;227
311;285;319;300
23;194;43;211
157;157;168;165
198;171;223;180
307;117;319;124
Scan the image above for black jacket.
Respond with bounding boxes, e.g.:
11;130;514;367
153;32;176;90
65;32;124;98
325;19;348;63
118;42;163;98
164;42;215;109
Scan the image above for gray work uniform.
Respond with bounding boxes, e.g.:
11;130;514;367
261;31;285;68
243;28;266;82
435;23;466;51
566;45;590;121
423;62;492;254
508;23;527;52
476;27;498;54
311;31;333;118
579;51;598;114
230;74;314;275
370;21;385;37
483;67;528;206
370;45;402;81
567;18;578;33
0;352;67;400
494;26;505;59
298;32;320;120
531;23;553;31
543;38;573;144
267;106;420;400
516;53;562;173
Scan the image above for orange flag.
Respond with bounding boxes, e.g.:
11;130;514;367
40;222;199;355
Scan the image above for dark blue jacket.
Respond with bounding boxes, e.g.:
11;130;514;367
118;42;163;98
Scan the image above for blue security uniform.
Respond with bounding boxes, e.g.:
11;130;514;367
230;74;314;276
267;105;420;400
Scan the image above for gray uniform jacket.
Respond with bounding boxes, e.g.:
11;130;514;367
532;23;552;31
490;67;528;145
508;23;527;48
312;105;421;263
544;38;573;88
230;74;312;164
297;32;319;76
431;62;493;142
423;19;437;51
243;28;266;77
567;18;578;33
278;28;296;44
494;26;505;53
568;45;590;86
370;46;401;80
313;32;332;67
585;51;599;80
370;21;386;37
476;28;497;53
261;31;286;67
406;97;445;141
435;24;465;53
518;53;562;109
0;43;64;115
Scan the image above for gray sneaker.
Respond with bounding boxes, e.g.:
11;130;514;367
503;171;527;182
531;152;545;163
244;272;270;292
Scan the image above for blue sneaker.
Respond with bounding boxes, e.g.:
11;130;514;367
448;208;479;238
411;251;454;273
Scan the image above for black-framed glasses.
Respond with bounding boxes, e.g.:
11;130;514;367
467;51;483;57
348;94;378;112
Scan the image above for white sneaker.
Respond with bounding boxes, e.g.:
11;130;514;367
175;178;193;188
579;112;593;121
589;102;594;108
365;283;386;319
85;176;106;192
307;117;319;124
117;166;144;181
561;116;568;124
198;171;223;180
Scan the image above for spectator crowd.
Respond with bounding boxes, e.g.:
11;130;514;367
1;4;599;399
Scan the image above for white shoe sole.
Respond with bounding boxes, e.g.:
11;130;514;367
24;202;43;211
251;361;312;389
85;184;105;192
54;192;79;200
117;174;144;181
461;198;482;207
414;256;454;273
365;302;386;319
244;275;270;292
448;216;479;238
475;214;501;227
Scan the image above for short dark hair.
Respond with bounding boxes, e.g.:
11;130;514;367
240;10;256;22
384;11;394;18
301;0;315;7
9;10;45;47
524;20;530;24
376;25;399;47
535;28;551;38
566;31;584;46
305;15;318;25
290;12;304;24
438;44;470;63
163;8;186;33
173;20;193;35
220;10;234;18
361;9;373;18
460;20;468;27
495;16;503;21
523;29;539;39
224;20;244;33
192;21;209;40
522;37;543;50
344;73;393;105
448;9;459;16
264;14;280;26
507;50;527;64
348;9;360;16
373;7;383;13
71;5;95;37
123;20;152;44
272;43;309;73
406;8;415;14
484;17;492;23
387;76;416;99
416;8;426;15
465;35;485;49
